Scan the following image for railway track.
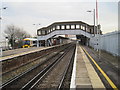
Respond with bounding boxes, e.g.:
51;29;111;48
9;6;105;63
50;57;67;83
1;43;71;75
25;44;76;90
1;44;70;84
1;43;75;89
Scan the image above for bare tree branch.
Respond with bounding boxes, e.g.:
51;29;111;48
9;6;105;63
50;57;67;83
4;24;31;49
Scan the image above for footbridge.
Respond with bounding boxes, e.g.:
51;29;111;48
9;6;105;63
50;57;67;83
37;21;102;40
37;21;102;46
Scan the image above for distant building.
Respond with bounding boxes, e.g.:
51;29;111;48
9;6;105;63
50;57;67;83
0;39;9;50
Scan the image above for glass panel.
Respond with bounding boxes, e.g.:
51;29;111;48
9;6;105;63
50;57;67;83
56;26;60;29
53;27;55;30
76;25;80;29
42;30;46;35
71;25;75;29
39;31;41;35
81;25;83;29
24;40;30;45
66;25;70;29
50;28;52;31
61;25;65;29
83;26;85;30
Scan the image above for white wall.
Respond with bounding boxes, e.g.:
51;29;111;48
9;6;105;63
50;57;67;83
89;31;119;56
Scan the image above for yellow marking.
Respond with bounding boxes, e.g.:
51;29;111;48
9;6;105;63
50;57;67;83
81;47;118;90
23;39;31;41
23;45;30;48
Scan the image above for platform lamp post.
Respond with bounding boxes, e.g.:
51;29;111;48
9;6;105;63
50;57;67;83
87;9;96;50
87;9;95;36
0;7;7;57
33;23;41;47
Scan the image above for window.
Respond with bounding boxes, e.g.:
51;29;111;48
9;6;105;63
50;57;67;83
41;30;46;35
37;31;41;35
53;27;55;30
86;27;88;31
48;29;51;33
61;25;65;29
66;25;70;29
81;25;82;29
83;26;85;30
76;25;80;29
71;25;75;29
50;28;52;31
24;40;30;45
56;26;60;29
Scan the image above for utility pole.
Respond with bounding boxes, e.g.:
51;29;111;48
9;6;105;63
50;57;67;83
0;7;7;57
33;23;40;47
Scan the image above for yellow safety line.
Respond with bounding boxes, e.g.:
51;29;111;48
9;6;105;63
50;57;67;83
81;47;118;90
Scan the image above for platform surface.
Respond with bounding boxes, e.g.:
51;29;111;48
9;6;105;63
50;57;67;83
71;44;105;89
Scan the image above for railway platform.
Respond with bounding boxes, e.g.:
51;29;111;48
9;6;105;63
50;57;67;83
71;44;105;89
0;44;65;61
82;45;119;90
71;43;119;90
0;47;47;61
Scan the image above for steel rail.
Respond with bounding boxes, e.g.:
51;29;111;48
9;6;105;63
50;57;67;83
21;45;74;90
1;43;69;76
1;44;72;89
1;51;51;77
57;46;76;90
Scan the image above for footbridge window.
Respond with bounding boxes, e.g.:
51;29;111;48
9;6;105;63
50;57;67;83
56;25;60;30
66;25;70;29
81;25;83;30
85;25;87;31
53;27;55;31
41;30;46;35
37;30;41;35
48;29;51;33
71;25;75;29
61;25;65;29
83;26;85;30
50;28;53;32
81;25;85;31
76;25;80;29
47;30;49;34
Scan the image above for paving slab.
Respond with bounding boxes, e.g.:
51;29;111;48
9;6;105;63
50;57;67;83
75;44;106;89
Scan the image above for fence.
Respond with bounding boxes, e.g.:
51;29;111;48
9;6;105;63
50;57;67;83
89;31;119;56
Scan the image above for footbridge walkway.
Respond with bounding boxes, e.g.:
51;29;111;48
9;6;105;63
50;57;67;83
37;21;102;40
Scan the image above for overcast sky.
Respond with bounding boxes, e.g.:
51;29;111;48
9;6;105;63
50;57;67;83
1;0;119;37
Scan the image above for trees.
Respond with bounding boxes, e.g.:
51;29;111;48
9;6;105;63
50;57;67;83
4;24;31;49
